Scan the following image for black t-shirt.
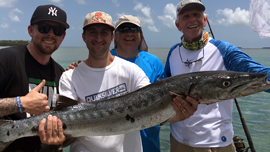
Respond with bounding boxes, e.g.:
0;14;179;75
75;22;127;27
0;45;64;152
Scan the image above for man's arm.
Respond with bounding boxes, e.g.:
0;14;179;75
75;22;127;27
0;97;20;117
0;80;50;117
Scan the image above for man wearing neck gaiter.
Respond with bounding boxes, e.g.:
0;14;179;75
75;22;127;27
165;0;270;152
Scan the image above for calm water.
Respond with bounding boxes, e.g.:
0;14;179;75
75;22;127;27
51;47;270;152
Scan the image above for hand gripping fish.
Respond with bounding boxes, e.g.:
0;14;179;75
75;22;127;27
0;70;270;151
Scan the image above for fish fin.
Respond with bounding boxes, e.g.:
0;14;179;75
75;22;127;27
49;145;62;152
169;91;185;98
44;136;77;151
59;136;77;150
0;141;13;152
0;119;9;126
159;118;170;126
54;95;79;110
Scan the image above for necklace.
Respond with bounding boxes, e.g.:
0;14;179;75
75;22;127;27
178;44;204;68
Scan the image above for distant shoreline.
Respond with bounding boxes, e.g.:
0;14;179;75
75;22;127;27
0;40;29;46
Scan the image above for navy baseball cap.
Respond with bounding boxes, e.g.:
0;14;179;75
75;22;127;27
30;4;69;29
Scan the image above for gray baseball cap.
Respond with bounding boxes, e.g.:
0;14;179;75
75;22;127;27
176;0;205;15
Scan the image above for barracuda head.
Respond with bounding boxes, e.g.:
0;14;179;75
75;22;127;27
187;71;270;104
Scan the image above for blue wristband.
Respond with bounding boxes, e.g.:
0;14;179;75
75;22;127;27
16;96;23;113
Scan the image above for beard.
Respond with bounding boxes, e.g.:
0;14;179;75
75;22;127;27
33;37;59;55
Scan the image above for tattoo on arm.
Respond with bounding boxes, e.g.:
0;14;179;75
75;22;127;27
0;97;19;117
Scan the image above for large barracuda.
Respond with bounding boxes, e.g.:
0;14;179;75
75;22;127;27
1;70;270;151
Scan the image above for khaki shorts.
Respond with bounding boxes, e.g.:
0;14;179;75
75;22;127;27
170;134;236;152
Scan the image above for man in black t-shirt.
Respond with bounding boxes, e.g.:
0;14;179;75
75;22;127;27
0;4;69;152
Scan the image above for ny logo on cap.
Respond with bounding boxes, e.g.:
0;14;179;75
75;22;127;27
48;7;57;16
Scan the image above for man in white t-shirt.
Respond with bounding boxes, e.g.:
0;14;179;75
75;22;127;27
59;11;198;152
59;11;149;152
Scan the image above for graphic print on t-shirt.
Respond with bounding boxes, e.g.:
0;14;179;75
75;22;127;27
85;83;128;102
28;78;58;109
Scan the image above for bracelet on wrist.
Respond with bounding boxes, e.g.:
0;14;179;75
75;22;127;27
16;96;23;113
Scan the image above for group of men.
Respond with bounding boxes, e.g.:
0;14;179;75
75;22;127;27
1;0;270;152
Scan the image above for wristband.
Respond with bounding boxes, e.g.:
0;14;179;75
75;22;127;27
16;96;23;113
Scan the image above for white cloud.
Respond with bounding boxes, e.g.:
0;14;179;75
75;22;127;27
134;2;159;32
116;13;126;19
0;23;8;28
147;26;159;32
0;0;17;7
9;8;23;22
112;0;119;7
158;3;176;28
134;3;151;18
114;13;126;25
76;0;86;5
216;7;249;26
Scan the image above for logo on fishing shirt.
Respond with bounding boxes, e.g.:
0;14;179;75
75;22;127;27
85;83;128;102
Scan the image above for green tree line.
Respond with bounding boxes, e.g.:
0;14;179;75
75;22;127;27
0;40;30;46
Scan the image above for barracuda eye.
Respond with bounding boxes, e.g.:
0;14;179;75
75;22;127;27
223;81;230;87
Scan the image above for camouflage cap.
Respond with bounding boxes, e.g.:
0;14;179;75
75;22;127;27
83;11;115;30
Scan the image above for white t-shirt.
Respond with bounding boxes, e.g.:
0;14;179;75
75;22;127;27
59;56;150;152
168;39;234;147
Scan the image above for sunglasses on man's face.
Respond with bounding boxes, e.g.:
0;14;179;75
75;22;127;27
37;23;66;36
117;26;141;33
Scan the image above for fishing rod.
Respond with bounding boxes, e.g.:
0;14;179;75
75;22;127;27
207;18;215;39
234;99;255;152
200;0;256;151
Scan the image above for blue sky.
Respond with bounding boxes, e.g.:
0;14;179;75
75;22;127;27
0;0;270;48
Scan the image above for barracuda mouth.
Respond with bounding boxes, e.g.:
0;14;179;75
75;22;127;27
238;81;270;97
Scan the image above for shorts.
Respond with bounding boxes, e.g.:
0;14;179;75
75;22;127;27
170;134;236;152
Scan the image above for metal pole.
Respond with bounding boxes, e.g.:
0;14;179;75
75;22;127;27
234;99;256;152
